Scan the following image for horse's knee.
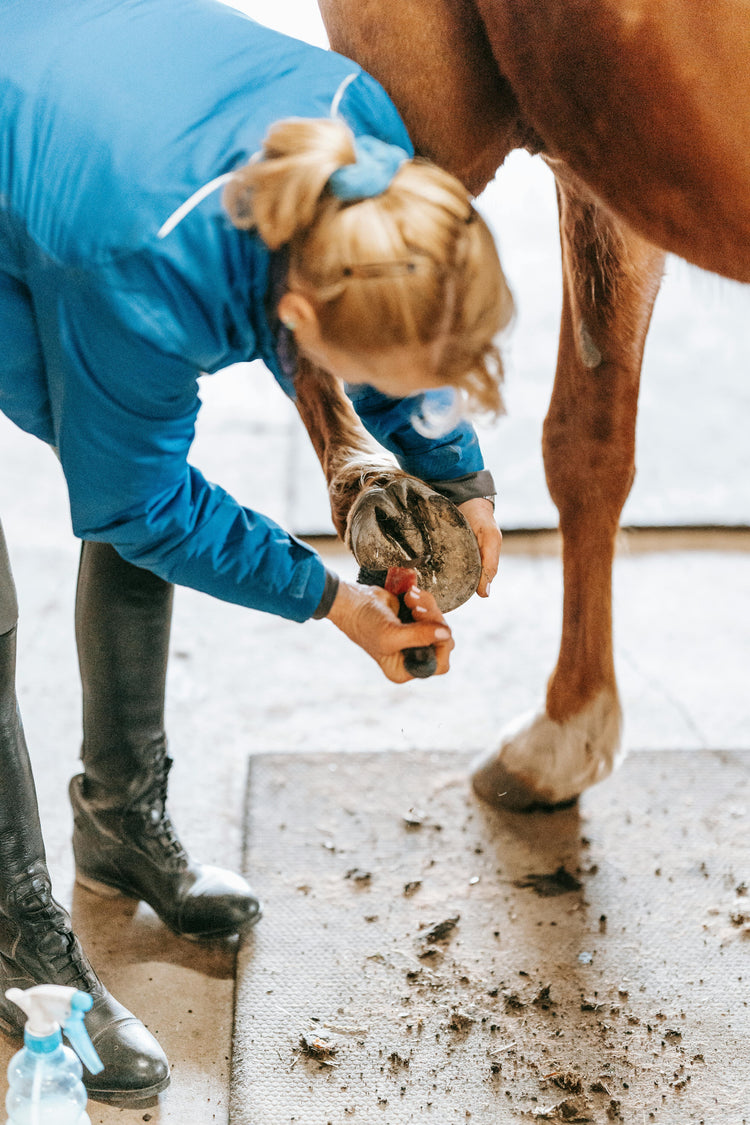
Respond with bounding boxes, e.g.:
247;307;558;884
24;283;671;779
542;390;636;527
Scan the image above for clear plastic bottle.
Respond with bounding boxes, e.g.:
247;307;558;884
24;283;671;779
4;984;103;1125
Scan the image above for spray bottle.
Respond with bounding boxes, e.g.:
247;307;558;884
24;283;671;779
4;985;103;1125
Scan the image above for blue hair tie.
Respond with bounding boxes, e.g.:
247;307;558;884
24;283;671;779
328;135;409;202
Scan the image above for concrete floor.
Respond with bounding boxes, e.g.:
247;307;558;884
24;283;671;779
1;405;749;1121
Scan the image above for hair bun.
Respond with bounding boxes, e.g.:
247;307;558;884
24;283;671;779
223;117;357;249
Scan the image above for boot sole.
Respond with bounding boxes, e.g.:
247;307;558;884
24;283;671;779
86;1073;171;1107
75;870;135;899
75;871;263;940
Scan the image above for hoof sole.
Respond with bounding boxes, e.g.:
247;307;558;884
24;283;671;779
349;478;482;612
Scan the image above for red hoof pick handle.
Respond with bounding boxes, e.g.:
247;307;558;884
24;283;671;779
358;565;438;679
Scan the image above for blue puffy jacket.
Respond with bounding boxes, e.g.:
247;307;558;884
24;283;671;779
0;0;488;621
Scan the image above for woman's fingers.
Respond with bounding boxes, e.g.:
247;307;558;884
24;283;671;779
402;583;447;627
384;584;453;680
476;524;502;596
325;580;454;682
457;497;502;597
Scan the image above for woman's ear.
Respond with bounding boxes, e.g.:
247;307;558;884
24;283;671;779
277;291;318;336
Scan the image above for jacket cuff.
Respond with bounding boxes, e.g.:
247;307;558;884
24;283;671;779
427;469;497;507
311;569;340;619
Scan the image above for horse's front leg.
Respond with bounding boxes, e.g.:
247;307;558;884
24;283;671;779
293;357;406;540
473;171;665;809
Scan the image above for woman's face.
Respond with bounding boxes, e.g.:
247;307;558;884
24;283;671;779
278;290;448;399
300;335;448;398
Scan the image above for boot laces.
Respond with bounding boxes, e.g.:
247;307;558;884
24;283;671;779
7;866;98;992
134;755;188;865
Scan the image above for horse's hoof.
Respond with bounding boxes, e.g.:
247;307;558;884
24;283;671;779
471;691;624;812
347;477;482;612
471;754;577;812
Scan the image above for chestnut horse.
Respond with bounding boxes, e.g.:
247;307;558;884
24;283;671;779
292;0;750;809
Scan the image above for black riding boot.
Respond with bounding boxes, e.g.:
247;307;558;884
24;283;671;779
70;541;260;939
0;626;169;1105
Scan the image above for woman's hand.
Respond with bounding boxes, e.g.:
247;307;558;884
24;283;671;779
324;579;454;683
458;497;502;597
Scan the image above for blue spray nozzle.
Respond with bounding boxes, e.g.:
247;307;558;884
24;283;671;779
70;992;93;1016
5;985;104;1074
63;993;103;1075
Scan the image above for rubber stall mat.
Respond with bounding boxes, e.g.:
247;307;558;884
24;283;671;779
232;750;749;1124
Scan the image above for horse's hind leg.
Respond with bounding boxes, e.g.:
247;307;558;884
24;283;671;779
473;170;665;809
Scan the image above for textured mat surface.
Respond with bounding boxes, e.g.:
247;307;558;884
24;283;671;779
233;749;749;1124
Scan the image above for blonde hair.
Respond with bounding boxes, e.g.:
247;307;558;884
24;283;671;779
224;117;513;416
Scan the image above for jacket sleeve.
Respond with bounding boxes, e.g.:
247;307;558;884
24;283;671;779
45;285;328;622
344;384;491;488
